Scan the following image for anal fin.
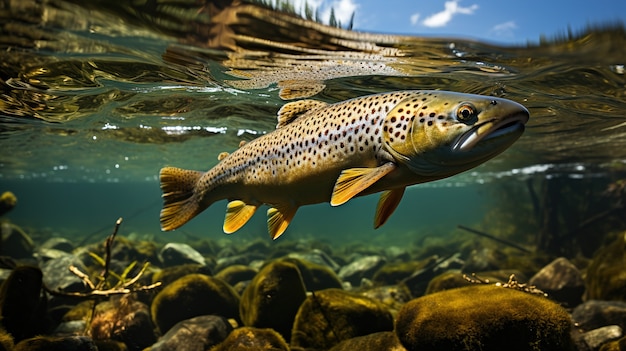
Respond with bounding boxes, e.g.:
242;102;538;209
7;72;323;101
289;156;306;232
267;205;298;240
223;200;258;234
374;187;406;229
330;162;396;206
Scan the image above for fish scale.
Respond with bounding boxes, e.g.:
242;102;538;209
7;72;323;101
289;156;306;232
159;90;529;239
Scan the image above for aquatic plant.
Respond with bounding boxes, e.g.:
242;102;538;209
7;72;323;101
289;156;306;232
44;218;161;298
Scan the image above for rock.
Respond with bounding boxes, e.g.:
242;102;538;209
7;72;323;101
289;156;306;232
151;274;240;334
291;288;394;350
395;285;573;351
13;335;97;351
461;247;506;273
41;253;90;294
280;257;343;291
215;253;265;272
90;295;156;351
600;335;626;351
529;257;584;306
384;246;411;262
0;266;47;342
586;233;626;301
159;243;206;267
150;315;233;351
360;284;413;313
0;222;34;259
0;191;17;216
210;327;289;351
328;331;406;351
573;300;626;331
0;328;13;350
240;260;306;340
338;255;386;286
39;237;75;253
53;320;86;336
372;261;427;286
577;325;622;351
214;265;258;286
152;264;213;287
425;270;526;295
286;249;341;272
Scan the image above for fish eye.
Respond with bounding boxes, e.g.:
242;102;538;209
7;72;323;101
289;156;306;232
456;103;477;122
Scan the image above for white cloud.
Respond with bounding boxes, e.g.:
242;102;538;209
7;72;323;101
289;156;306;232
410;13;420;26
491;20;517;36
422;0;478;28
319;0;358;26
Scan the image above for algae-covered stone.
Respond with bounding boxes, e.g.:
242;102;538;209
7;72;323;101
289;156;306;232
601;335;626;351
240;260;306;340
0;191;16;216
0;328;14;351
150;315;233;351
0;266;47;342
215;265;257;286
291;288;394;350
151;274;240;334
280;257;343;291
529;257;584;306
152;263;213;287
328;331;405;351
395;285;573;351
0;222;34;259
210;327;289;351
586;233;626;301
13;335;97;351
372;260;428;286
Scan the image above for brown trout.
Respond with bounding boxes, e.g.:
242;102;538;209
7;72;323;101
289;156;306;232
160;90;529;239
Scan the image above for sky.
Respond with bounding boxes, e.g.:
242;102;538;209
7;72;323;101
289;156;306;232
285;0;626;44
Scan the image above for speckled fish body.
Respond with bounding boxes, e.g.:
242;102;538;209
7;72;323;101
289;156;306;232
160;90;529;239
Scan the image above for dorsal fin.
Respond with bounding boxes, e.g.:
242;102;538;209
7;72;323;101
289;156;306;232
276;100;328;128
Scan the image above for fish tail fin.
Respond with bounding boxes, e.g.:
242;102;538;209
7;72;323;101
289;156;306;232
159;166;205;231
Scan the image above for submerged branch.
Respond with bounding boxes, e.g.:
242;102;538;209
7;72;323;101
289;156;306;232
457;225;531;253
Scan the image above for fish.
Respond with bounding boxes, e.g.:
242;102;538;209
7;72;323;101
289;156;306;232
160;90;529;239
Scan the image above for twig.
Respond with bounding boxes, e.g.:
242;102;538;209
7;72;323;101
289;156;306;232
457;225;531;253
100;217;122;289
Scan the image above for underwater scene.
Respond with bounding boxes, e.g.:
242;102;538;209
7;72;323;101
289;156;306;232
0;0;626;350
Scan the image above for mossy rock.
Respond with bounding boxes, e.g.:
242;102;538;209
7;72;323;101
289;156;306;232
0;329;13;351
215;265;258;286
600;335;626;351
13;335;97;351
209;327;288;351
291;288;394;350
586;232;626;301
279;257;343;291
151;274;240;334
152;264;213;287
240;260;306;340
0;266;47;342
396;285;573;351
328;331;403;351
0;191;17;216
372;260;427;285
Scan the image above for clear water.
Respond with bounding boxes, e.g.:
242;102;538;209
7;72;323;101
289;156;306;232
1;0;625;247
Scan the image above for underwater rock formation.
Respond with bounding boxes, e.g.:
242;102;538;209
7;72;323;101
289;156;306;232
151;273;240;334
395;285;573;351
0;192;16;216
0;222;34;259
159;243;207;267
13;335;97;351
152;263;213;287
529;257;584;307
209;326;289;351
328;331;406;351
585;233;626;301
279;257;343;291
572;300;626;331
0;266;47;342
214;265;258;287
150;315;233;351
239;260;306;340
338;255;386;286
291;288;394;350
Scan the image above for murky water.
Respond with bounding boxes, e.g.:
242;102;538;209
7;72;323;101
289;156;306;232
0;0;625;246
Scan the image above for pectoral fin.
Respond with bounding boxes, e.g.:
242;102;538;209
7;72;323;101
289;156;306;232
374;187;406;229
223;200;258;234
267;206;298;240
330;162;396;206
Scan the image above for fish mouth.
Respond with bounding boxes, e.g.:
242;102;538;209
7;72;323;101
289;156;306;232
452;111;529;152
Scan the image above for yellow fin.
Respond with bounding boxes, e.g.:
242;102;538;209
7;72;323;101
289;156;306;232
159;167;204;231
374;188;406;229
223;200;258;234
267;206;298;240
276;99;328;128
330;163;396;206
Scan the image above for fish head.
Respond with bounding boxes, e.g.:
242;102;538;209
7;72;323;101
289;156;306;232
382;91;529;178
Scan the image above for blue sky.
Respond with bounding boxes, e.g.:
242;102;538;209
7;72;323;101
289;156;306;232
287;0;625;44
